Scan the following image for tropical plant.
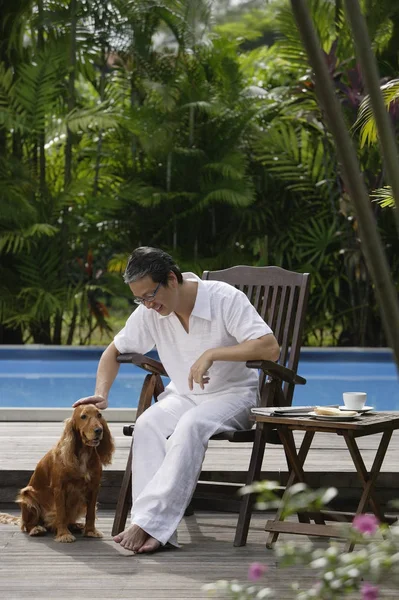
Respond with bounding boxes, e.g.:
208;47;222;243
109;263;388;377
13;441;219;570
1;0;398;346
204;482;399;600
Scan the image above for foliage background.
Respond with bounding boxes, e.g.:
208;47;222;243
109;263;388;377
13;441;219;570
0;0;398;346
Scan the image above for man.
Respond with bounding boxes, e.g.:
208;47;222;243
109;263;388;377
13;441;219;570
73;247;280;553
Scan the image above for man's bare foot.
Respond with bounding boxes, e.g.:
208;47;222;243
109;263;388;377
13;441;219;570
136;536;161;553
113;524;149;552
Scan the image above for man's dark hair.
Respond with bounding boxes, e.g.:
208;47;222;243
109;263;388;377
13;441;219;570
123;247;183;285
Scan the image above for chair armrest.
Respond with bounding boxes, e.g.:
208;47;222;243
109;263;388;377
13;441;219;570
117;352;168;377
246;359;306;385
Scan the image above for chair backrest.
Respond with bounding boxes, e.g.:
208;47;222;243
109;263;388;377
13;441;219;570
202;266;310;406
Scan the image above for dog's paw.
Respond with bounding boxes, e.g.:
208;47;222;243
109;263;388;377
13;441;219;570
84;528;103;538
69;522;85;532
29;525;47;536
55;531;76;543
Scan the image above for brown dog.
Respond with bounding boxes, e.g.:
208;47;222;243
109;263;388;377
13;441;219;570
0;405;114;542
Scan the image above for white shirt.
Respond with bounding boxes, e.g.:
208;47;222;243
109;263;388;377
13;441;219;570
114;272;273;396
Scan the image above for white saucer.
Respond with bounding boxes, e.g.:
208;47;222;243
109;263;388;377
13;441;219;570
308;411;360;421
338;406;374;414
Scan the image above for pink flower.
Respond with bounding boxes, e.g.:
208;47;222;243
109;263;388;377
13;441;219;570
248;562;268;581
352;514;379;535
361;582;379;600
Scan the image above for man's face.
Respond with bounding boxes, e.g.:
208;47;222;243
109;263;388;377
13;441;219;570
129;274;177;315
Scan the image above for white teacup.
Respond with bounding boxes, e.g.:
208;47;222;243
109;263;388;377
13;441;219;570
343;392;367;411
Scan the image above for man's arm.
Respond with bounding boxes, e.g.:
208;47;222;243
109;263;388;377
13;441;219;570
72;342;121;409
188;334;280;390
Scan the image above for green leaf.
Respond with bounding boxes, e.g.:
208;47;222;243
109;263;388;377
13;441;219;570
200;188;254;207
355;79;399;147
66;105;120;133
0;224;58;254
256;120;336;201
371;185;396;209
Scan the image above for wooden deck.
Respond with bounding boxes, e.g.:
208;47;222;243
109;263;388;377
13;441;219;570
1;421;399;509
0;510;398;600
1;421;399;598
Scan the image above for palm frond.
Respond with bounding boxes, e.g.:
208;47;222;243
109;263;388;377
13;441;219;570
275;0;346;69
0;156;36;228
14;48;65;132
199;187;254;208
289;216;340;270
202;160;244;180
256;120;337;200
118;181;165;207
0;224;58;254
66;105;120;133
372;18;394;54
11;288;63;325
354;78;399;147
371;185;396;209
178;100;216;114
0;63;26;132
16;245;64;291
2;243;67;328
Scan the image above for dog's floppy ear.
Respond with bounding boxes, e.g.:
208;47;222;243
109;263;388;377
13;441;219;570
59;417;78;466
97;419;114;466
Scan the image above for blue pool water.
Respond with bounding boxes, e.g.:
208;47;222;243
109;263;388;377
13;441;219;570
292;350;398;410
0;347;397;410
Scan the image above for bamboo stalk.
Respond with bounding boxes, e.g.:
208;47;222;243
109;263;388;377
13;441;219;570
290;0;399;370
343;0;399;237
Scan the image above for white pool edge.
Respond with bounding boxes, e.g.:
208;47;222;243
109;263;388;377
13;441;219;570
0;407;137;422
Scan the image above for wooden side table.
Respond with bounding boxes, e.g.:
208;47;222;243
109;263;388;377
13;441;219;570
253;412;399;551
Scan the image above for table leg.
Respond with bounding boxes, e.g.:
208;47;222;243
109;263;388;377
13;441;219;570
266;429;314;548
343;430;392;552
280;429;326;525
343;430;391;520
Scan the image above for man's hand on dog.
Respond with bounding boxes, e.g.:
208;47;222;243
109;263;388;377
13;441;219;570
73;395;108;410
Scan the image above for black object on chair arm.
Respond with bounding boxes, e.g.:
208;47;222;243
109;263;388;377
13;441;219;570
246;359;306;386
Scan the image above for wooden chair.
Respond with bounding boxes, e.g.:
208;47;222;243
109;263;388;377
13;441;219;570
111;266;310;546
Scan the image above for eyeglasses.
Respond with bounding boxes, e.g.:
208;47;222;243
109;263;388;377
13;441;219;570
133;281;162;305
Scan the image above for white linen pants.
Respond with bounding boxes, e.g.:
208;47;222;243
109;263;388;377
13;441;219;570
130;385;257;546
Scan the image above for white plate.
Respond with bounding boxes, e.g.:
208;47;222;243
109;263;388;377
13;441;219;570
308;411;360;421
338;406;374;414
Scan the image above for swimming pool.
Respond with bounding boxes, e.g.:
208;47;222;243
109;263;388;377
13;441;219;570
0;347;397;410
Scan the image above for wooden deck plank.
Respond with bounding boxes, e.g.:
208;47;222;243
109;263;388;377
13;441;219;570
0;511;304;599
1;420;399;598
1;422;399;472
0;510;398;599
1;422;399;510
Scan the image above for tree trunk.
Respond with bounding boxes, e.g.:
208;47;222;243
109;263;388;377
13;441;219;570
32;321;52;344
37;0;46;201
291;0;399;369
189;105;195;147
130;80;139;165
64;0;77;192
0;325;23;345
53;314;63;345
93;48;107;197
57;0;78;344
66;303;78;345
166;152;177;249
